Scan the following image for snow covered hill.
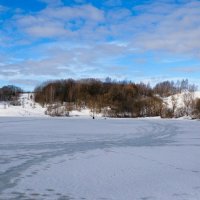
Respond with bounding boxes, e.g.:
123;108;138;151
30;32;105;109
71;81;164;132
163;91;200;118
0;92;200;118
0;93;46;117
164;91;200;109
0;93;100;118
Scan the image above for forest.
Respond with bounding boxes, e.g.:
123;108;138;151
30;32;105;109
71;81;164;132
33;78;200;118
0;85;23;102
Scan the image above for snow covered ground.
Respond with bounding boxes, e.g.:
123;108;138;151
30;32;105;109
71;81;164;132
0;93;100;118
164;91;200;109
0;118;200;200
0;93;46;117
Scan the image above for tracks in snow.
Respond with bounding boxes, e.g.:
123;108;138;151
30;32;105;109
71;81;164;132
0;118;179;196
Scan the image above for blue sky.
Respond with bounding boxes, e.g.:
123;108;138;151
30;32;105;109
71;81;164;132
0;0;200;90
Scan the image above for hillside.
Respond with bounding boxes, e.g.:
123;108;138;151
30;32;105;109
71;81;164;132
0;93;46;117
165;91;200;108
0;93;100;118
0;92;200;118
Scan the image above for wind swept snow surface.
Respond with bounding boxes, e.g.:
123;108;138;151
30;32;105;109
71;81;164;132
0;118;200;200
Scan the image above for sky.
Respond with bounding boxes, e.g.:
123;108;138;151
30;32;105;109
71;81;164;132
0;0;200;91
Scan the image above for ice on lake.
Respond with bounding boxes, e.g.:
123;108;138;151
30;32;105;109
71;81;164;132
0;117;200;200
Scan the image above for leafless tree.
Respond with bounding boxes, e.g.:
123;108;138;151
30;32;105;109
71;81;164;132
182;92;195;116
171;95;178;115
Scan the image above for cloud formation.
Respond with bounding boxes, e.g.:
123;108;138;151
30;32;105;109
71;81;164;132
172;66;200;73
0;0;200;90
13;4;105;40
38;0;63;6
135;1;200;57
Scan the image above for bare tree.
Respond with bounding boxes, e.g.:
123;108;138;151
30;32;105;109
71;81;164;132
171;95;178;115
182;92;194;116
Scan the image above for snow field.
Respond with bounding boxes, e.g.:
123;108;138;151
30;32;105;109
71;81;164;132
0;118;200;199
0;93;46;117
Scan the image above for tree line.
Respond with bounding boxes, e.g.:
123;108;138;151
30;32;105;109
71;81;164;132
34;78;200;118
0;85;23;101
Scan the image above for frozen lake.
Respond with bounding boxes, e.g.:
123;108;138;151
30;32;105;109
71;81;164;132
0;117;200;200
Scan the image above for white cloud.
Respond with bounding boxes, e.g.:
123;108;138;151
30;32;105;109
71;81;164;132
103;0;122;7
13;4;105;40
9;79;41;87
73;0;87;4
25;22;68;38
41;4;104;22
134;1;200;57
0;42;130;78
172;66;200;73
3;0;200;54
106;8;132;22
38;0;63;6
